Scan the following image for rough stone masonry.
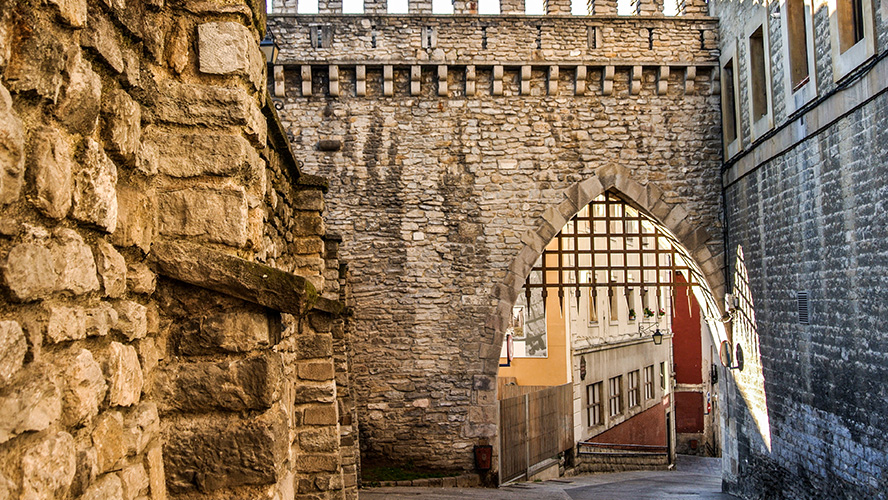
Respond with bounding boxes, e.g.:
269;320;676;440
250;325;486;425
268;2;727;474
0;0;357;499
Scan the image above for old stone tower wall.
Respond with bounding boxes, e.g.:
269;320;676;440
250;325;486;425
714;0;888;495
269;11;725;472
0;1;357;499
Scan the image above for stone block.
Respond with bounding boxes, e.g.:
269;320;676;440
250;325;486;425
148;81;266;145
291;383;335;404
304;405;338;426
83;8;125;73
74;140;118;233
47;0;87;26
118;462;149;500
140;129;262;179
28;126;74;219
0;82;25;206
147;441;166;500
42;302;117;343
126;261;156;295
53;228;101;294
179;307;271;354
163;410;287;492
3;20;68;100
55;49;102;134
81;473;124;500
105;342;143;407
198;22;264;90
60;349;107;427
152;355;282;413
0;320;27;387
120;402;159;458
298;362;334;381
113;184;156;252
102;88;141;163
21;431;76;499
158;186;247;247
113;300;147;340
0;364;61;443
298;427;339;452
295;454;339;473
2;241;56;300
92;410;127;474
96;239;127;298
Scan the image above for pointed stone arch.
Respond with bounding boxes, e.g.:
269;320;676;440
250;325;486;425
484;163;727;367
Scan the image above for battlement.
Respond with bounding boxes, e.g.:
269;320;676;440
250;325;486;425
268;15;718;99
269;15;719;66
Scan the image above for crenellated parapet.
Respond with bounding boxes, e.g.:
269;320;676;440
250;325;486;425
267;15;718;100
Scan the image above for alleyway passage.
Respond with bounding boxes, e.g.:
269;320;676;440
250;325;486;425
359;455;739;499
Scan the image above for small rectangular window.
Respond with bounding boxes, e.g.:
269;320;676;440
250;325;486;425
608;375;623;417
722;58;738;146
644;365;654;400
628;370;640;408
785;0;810;90
837;0;865;53
748;26;769;124
797;291;810;324
660;362;666;390
586;382;603;426
609;288;619;322
588;290;598;323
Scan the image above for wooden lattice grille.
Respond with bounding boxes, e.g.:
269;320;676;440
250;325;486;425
524;192;703;308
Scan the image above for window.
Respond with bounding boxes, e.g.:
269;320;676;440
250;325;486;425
608;375;623;417
626;288;636;321
608;288;618;322
781;0;817;112
660;362;667;390
628;370;640;408
719;40;742;157
587;382;603;426
828;0;875;81
588;290;598;323
644;365;654;400
745;14;773;140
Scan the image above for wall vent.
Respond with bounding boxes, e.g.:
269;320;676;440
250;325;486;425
797;291;809;325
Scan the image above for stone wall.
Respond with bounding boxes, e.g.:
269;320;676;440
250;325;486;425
0;1;356;499
269;13;725;475
717;0;888;495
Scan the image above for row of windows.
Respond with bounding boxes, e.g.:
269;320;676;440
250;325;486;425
585;363;665;426
286;0;681;15
720;0;876;156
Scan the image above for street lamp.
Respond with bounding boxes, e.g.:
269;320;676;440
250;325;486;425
260;32;280;64
652;328;663;345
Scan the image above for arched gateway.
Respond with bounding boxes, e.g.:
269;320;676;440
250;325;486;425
268;4;725;479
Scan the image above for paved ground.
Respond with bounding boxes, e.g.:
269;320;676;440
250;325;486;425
359;455;739;499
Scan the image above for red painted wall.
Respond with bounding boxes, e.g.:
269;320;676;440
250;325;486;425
591;402;667;447
675;391;705;433
672;276;702;384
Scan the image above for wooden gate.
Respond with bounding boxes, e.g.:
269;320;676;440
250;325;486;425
499;383;574;484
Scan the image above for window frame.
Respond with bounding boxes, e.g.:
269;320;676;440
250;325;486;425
627;370;640;408
719;39;743;158
744;10;774;141
828;0;876;81
779;0;817;113
586;382;603;426
644;365;655;400
608;375;623;418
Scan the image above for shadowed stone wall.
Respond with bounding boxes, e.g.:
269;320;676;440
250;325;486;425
269;12;725;474
715;0;888;495
0;0;357;499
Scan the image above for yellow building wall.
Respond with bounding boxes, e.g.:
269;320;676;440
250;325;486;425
498;285;570;387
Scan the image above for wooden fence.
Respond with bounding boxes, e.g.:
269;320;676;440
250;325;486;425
498;383;574;484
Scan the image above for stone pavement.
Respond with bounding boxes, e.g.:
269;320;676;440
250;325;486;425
359;455;739;499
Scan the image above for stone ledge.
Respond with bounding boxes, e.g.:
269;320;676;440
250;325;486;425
151;240;344;316
371;472;481;488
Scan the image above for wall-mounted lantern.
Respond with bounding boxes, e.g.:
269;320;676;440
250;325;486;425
260;31;280;64
652;328;663;345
